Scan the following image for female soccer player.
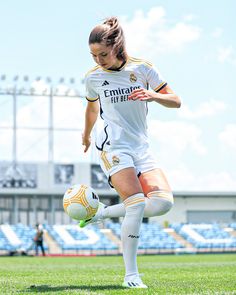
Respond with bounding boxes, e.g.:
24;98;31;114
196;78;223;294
82;17;181;289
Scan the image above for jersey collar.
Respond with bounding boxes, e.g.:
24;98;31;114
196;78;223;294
100;57;130;73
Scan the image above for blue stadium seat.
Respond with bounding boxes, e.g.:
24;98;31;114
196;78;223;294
171;223;236;250
45;224;118;251
106;222;183;250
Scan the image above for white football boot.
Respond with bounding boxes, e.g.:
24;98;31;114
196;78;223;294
122;275;148;289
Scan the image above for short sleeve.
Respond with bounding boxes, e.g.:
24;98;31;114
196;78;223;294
146;65;167;92
85;76;99;102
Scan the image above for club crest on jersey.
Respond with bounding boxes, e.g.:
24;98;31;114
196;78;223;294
112;155;120;165
130;73;137;83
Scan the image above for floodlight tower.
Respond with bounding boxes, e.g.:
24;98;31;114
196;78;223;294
13;84;17;170
47;77;54;164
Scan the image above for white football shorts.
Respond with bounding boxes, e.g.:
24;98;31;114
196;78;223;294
98;148;159;182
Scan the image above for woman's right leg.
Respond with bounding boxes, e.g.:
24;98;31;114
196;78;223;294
110;167;147;287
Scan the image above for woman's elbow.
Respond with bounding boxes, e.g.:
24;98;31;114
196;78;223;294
175;96;181;108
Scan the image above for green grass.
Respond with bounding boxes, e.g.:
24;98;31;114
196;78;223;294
0;254;236;294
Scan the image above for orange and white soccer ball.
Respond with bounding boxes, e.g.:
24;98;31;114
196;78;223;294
63;184;99;220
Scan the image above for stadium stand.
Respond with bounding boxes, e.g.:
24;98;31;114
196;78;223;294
0;226;15;252
230;223;236;230
106;222;183;252
0;223;48;255
45;224;118;253
171;223;236;251
1;222;236;255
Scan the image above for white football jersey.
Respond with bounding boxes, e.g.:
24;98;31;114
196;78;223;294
85;57;167;152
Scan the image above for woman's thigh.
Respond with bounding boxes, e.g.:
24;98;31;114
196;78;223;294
110;167;143;201
139;168;172;196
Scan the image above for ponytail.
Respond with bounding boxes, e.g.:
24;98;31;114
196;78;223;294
89;17;127;61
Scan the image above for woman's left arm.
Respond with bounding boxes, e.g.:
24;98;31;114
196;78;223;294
128;85;181;108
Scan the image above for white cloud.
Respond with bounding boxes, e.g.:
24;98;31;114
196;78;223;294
198;171;236;191
53;96;85;129
0;129;12;160
16;95;85;129
183;14;196;22
0;96;87;162
217;46;236;65
167;165;195;190
121;6;201;57
149;119;207;155
179;98;227;119
212;27;223;38
219;124;236;149
157;22;200;52
17;96;49;128
168;166;236;191
17;129;49;162
54;130;91;163
147;120;236;191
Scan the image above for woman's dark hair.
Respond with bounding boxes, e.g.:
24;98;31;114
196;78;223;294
89;17;127;61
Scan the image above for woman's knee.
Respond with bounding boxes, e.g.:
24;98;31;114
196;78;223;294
145;190;174;217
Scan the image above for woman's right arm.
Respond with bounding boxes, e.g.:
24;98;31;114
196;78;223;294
82;100;100;153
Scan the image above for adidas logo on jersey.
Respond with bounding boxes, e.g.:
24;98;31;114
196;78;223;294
102;80;109;86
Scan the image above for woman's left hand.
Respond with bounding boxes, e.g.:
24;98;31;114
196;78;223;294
128;88;155;102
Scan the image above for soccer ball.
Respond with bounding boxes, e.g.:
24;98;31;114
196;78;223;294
63;184;99;221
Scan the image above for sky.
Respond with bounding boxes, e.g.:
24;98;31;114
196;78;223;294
0;0;235;192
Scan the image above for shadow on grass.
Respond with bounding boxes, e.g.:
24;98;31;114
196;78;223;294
24;284;124;292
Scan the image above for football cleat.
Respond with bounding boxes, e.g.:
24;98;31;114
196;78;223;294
79;202;107;228
122;276;148;289
122;277;148;289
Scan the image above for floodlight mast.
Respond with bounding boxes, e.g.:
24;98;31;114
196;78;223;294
12;86;17;170
48;86;54;163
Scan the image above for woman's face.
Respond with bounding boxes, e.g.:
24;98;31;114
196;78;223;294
89;43;122;70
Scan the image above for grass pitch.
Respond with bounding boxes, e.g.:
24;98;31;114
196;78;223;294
0;254;236;294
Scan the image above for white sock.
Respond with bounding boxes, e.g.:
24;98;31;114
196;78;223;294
101;203;124;218
101;190;173;219
144;191;173;217
121;193;145;280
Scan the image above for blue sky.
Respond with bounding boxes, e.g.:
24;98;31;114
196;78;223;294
0;0;235;191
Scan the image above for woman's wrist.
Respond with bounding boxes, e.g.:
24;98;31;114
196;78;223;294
83;133;91;139
152;92;162;102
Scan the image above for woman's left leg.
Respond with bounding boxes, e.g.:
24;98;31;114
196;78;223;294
139;168;174;217
100;168;173;219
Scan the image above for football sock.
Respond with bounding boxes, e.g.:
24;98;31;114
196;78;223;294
144;191;174;217
121;193;145;280
100;190;173;219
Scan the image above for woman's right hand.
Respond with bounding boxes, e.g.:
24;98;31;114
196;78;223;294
82;133;91;153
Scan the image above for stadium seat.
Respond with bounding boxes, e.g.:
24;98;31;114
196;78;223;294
45;224;118;251
171;223;236;250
